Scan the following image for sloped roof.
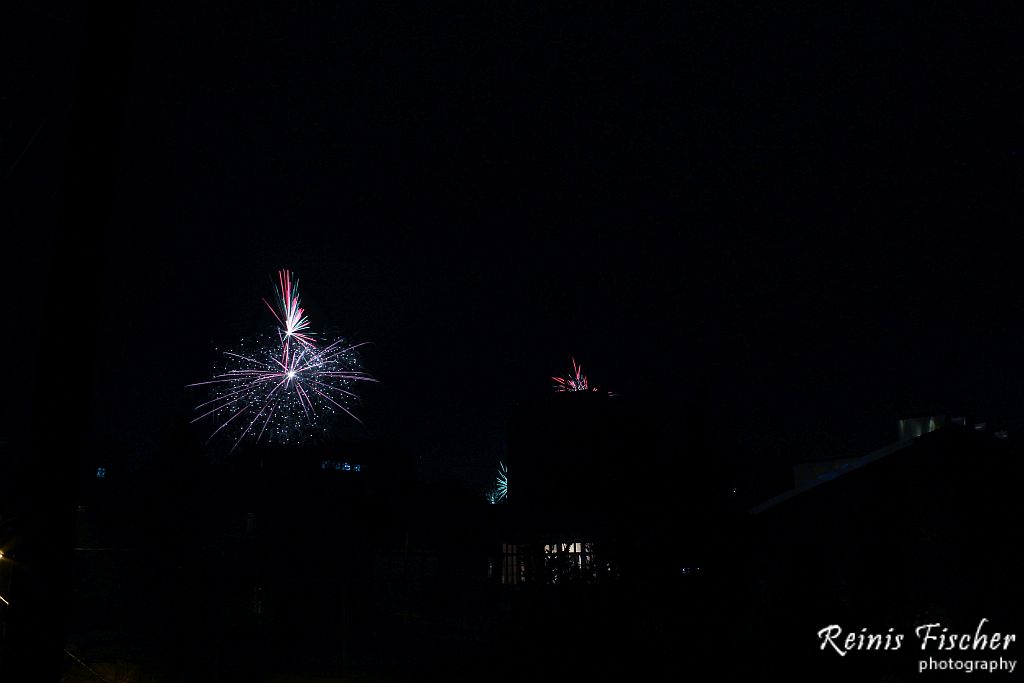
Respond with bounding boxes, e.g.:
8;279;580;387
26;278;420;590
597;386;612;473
748;438;915;514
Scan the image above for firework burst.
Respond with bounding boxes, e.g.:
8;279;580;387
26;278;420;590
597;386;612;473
189;270;375;451
551;357;615;396
552;357;595;392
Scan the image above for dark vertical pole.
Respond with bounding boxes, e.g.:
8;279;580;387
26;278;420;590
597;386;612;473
1;2;135;680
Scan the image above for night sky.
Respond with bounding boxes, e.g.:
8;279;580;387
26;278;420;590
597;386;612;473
8;3;1023;488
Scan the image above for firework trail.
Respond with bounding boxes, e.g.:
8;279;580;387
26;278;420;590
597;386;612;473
190;270;375;452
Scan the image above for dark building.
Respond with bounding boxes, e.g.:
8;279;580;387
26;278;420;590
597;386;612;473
64;440;439;680
187;441;414;677
56;406;1021;681
461;391;747;680
500;391;661;584
498;391;734;586
735;424;1024;680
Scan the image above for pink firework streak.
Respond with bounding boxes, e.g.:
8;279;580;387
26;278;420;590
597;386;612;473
552;357;591;392
262;269;317;347
552;357;613;395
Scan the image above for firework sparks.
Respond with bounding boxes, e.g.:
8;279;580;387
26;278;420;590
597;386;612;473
190;270;375;451
552;357;589;392
262;269;317;347
552;357;592;392
551;357;615;396
494;461;508;502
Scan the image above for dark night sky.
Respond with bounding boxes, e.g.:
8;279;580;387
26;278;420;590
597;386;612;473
7;3;1024;488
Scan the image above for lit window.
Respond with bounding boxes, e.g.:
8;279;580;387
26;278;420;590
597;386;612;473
321;460;362;473
541;541;599;584
96;467;106;479
501;543;522;585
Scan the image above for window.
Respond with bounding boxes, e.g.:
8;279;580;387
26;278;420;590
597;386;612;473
541;541;612;585
501;543;523;585
320;460;362;472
